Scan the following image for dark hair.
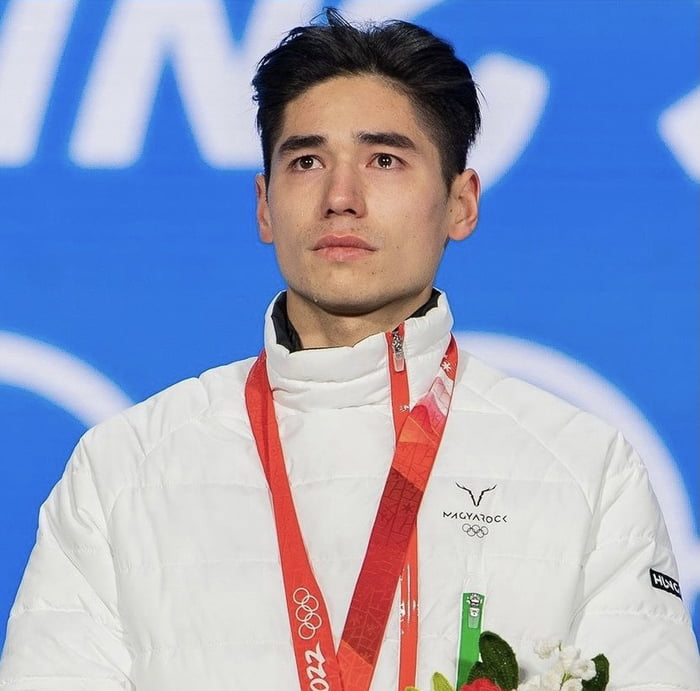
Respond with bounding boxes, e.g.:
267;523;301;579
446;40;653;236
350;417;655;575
252;8;480;188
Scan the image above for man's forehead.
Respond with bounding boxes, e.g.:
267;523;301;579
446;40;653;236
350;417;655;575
274;82;430;154
277;75;421;133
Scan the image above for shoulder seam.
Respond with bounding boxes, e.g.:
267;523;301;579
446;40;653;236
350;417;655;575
458;373;598;513
105;394;212;524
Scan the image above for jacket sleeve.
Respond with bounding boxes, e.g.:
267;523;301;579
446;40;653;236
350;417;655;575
569;432;700;689
0;439;134;690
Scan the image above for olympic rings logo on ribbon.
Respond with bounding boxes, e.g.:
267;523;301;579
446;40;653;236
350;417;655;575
292;587;323;640
462;524;489;538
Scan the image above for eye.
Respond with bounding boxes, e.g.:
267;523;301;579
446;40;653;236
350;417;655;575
372;153;401;169
291;155;321;171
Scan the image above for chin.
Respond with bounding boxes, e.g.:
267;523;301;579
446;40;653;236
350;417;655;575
307;286;423;319
312;296;382;318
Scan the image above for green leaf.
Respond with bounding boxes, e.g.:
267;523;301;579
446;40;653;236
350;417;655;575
404;687;421;691
581;654;610;691
478;631;519;690
432;671;457;691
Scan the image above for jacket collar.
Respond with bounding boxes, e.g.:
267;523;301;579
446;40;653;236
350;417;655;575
263;290;454;411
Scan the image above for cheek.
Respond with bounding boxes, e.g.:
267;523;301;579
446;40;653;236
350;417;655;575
402;197;450;248
408;184;448;219
267;206;307;245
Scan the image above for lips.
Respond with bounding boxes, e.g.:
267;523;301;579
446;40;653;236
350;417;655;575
311;234;376;262
312;234;375;251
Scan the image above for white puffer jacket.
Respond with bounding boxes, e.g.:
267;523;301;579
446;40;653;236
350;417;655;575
0;293;698;690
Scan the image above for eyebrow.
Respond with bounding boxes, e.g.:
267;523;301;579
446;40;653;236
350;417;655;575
355;131;417;151
276;135;326;157
275;131;418;158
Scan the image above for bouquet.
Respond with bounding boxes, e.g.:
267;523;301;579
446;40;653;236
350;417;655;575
407;632;609;691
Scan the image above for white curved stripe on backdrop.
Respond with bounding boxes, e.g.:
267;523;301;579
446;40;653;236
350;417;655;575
0;331;132;428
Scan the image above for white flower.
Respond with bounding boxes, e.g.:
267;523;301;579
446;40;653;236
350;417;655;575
570;657;597;681
517;676;541;691
555;645;596;680
529;636;600;690
518;675;546;691
558;645;582;672
518;669;564;691
534;638;561;659
547;658;566;679
541;667;565;690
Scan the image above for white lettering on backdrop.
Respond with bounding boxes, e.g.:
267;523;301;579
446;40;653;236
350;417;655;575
0;0;549;188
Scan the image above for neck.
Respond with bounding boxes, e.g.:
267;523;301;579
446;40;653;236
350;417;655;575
286;288;434;349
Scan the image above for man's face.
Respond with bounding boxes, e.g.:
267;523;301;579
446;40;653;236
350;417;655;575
256;74;479;325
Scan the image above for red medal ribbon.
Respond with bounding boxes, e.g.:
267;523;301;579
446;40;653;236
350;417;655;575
245;327;458;691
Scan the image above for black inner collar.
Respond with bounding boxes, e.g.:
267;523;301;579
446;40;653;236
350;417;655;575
271;289;441;353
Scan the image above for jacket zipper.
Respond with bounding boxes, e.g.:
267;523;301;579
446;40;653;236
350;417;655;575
391;327;405;373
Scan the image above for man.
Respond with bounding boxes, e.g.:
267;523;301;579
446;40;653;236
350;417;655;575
0;9;697;691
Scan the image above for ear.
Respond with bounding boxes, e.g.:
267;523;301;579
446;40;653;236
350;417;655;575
255;173;273;244
447;168;480;242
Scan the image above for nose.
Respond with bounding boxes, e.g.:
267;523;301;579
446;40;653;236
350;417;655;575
322;163;367;218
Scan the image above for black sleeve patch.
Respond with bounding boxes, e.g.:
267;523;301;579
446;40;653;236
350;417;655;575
649;568;682;599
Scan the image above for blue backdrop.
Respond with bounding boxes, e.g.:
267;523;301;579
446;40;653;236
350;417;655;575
0;0;698;649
